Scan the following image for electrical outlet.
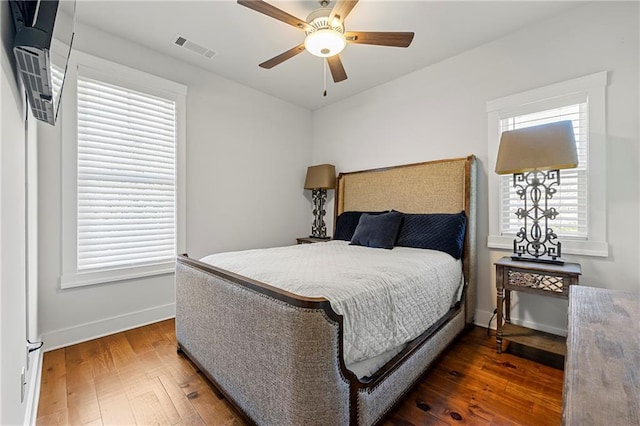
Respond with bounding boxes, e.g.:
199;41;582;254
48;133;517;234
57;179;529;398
21;367;26;403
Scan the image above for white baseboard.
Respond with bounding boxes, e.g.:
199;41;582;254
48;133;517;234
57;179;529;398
474;308;499;330
25;347;43;426
474;308;567;337
41;303;175;351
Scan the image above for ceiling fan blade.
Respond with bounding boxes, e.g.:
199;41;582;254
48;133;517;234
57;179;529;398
238;0;311;31
328;0;359;25
259;44;306;69
327;55;347;83
344;31;415;47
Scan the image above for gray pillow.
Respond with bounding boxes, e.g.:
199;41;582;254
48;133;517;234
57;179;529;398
333;211;388;241
350;211;403;249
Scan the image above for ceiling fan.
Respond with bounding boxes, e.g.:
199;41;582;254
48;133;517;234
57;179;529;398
237;0;414;84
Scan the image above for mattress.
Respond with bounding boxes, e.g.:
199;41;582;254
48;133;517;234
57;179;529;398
200;240;463;377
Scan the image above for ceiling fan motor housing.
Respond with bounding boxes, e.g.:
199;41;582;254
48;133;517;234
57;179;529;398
305;8;345;34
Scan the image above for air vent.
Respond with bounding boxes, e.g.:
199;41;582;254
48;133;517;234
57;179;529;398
14;46;54;123
173;35;215;59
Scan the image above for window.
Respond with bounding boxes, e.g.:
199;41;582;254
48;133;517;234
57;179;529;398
499;102;588;239
61;51;187;288
487;72;608;257
76;77;177;271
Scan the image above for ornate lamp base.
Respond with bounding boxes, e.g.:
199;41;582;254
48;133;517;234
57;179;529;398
510;169;565;265
310;188;330;239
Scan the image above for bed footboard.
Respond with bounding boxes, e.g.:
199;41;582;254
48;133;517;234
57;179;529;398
357;311;465;425
175;257;352;425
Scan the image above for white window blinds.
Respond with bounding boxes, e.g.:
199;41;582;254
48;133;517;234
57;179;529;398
51;64;64;105
77;75;177;271
499;102;588;239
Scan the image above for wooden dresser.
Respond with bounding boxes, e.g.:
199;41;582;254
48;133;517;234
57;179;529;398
562;286;640;425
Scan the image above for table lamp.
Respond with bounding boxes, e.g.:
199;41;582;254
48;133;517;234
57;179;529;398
304;164;336;239
495;120;578;264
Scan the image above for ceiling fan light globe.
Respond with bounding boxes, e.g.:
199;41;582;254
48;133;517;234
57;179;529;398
304;29;346;58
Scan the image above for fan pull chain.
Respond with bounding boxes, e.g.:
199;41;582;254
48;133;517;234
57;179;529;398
323;58;327;97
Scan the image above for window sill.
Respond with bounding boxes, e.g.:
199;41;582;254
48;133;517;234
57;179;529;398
60;261;175;289
487;235;609;258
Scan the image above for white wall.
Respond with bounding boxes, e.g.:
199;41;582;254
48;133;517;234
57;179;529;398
38;22;312;349
1;1;34;423
311;2;640;334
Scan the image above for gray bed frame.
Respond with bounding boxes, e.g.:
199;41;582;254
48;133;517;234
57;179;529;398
175;155;477;425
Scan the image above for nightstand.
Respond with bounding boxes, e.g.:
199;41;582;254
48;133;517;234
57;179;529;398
495;256;581;355
296;237;331;244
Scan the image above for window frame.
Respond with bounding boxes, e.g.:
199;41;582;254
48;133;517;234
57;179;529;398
486;71;609;257
60;50;187;289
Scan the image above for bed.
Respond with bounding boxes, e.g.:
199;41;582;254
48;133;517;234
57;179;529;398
175;155;477;425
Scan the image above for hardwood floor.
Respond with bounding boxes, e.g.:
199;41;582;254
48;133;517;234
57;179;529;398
36;320;563;425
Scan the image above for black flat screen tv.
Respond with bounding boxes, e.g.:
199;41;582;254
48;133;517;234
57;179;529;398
9;0;75;125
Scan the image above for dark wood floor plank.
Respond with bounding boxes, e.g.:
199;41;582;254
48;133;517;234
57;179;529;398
422;370;498;422
37;322;564;426
505;377;564;407
414;380;493;424
531;400;563;423
435;353;509;393
472;385;538;425
383;327;563;426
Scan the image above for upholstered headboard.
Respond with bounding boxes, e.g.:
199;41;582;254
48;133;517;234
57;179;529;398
335;156;477;323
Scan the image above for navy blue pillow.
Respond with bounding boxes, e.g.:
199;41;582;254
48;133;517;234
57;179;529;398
333;211;388;241
396;211;467;259
350;211;403;249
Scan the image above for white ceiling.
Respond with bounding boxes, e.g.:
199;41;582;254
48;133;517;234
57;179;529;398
71;0;581;110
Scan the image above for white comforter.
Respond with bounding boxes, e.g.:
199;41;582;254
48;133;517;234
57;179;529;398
200;240;463;367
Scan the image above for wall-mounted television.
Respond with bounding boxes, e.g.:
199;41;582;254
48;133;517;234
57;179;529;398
9;0;75;125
